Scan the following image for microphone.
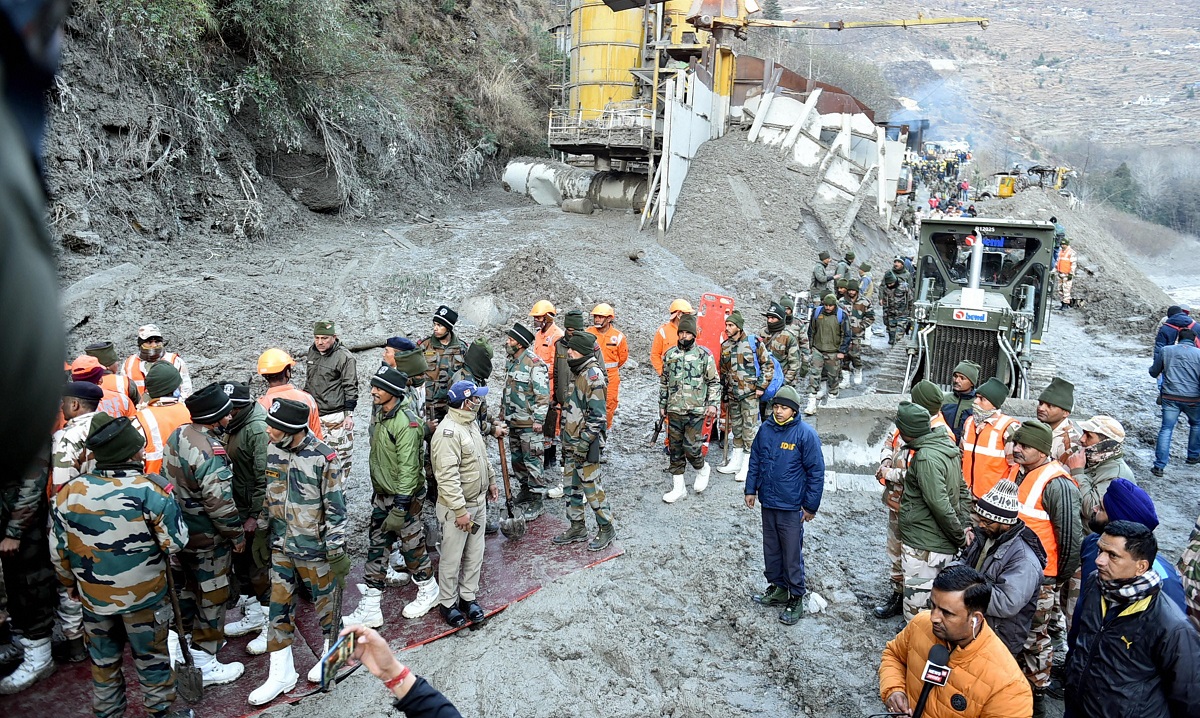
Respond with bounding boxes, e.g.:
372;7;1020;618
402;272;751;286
911;644;951;718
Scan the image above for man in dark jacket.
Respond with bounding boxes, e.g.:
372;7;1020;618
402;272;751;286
941;360;980;442
1149;328;1200;477
306;320;359;474
1064;521;1200;718
960;479;1047;655
1154;305;1196;358
744;386;824;626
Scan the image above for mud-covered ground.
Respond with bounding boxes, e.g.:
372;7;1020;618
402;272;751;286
56;146;1200;717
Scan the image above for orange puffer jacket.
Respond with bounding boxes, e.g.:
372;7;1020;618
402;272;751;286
879;612;1032;718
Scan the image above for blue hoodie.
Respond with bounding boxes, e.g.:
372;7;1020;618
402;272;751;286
745;414;825;513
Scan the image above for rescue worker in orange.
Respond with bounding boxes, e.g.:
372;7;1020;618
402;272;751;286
650;299;694;376
586;303;628;430
120;324;193;399
960;378;1019;502
256;349;324;440
530;300;564;475
69;356;136;418
84;341;139;405
133;363;192;475
1054;238;1076;310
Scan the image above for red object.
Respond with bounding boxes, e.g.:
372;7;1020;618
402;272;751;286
696;293;735;456
383;665;411;691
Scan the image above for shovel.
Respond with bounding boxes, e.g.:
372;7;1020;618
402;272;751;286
165;567;204;703
496;439;526;539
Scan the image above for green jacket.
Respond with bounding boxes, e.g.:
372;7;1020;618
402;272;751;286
1072;453;1131;533
369;397;425;497
304;340;359;414
899;430;969;554
226;404;269;524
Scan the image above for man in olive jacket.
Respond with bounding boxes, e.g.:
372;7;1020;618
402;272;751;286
895;401;970;621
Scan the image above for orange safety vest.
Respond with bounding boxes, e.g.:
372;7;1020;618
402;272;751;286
649;321;679;376
135;401;192;475
1017;461;1078;577
100;373;136;403
258;385;324;439
534;324;564;388
99;387;137;418
961;413;1019;499
1055;246;1076;274
121;352;184;393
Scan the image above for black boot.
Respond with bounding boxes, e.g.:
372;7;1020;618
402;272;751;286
1032;689;1047;718
51;635;87;663
544;444;557;469
0;623;23;679
873;592;903;619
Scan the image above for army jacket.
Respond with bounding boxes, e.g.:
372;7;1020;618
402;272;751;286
163;423;245;551
53;464;187;615
2;445;48;539
720;332;773;399
659;344;719;416
305;340;359;414
562;356;608;453
50;411;98;491
260;432;347;559
369;397;425;497
808;306;852;354
762;327;805;384
431;406;496;517
553;334;603;408
226;403;269;524
503;347;550;428
840;295;876;335
448;367;494;436
810;261;835;295
881;281;912;317
418;332;466;406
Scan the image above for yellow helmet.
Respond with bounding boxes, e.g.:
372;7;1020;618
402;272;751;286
529;300;556;317
257;348;294;375
669;298;693;314
591;303;615;318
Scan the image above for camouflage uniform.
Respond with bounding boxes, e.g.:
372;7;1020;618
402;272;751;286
881;280;912;345
839;293;876;370
1019;583;1058;689
49;414;97;644
367;398;432;588
1;448;55;644
562;355;614;529
418;332;467;426
52;463;188;718
807;305;851;395
503;346;550;493
162;424;245;656
762;326;806;386
226;403;271;603
878;432;909;595
720;332;772;450
1178;510;1200;632
659;343;720;474
552;334;604;478
305;340;359;474
259;433;346;651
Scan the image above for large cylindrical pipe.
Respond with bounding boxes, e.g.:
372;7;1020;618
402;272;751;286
968;227;985;290
502;159;648;211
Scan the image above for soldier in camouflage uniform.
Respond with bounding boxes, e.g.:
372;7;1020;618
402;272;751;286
552;332;616;552
880;271;912;346
418;305;467;429
51;414;191;718
1179;509;1200;632
304;320;359;475
550;311;604;497
719;310;773;482
659;313;720;503
503;322;551;519
806;295;852;412
163;383;246;685
840;280;876;386
249;398;349;705
761;302;806;389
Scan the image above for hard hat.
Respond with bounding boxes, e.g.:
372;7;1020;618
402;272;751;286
591;303;614;318
257;348;295;375
669;299;693;314
137;324;163;341
529;300;557;317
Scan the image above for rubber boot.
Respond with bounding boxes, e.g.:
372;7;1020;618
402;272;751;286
307;639;329;683
693;463;711;493
717;447;744;474
343;584;384;629
402;578;440;620
191;648;244;686
246;624;269;655
546;482;564;499
247;646;298;706
0;636;54;694
852;368;862;385
872;592;903;619
662;474;687;503
588;524;616;552
735;452;750;483
816;381;829;400
0;623;23;678
552;521;589;545
225;601;267;637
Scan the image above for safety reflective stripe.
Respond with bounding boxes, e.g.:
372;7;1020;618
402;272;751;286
962;415;1017;458
137;408;166;462
1017;461;1077;577
604;362;619;369
121;353;181;391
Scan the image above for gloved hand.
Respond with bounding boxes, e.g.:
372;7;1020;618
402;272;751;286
381;507;408;535
586;438;601;464
252;530;271;568
328;552;351;589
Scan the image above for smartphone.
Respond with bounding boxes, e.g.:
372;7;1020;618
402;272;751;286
469;520;481;535
319;631;357;690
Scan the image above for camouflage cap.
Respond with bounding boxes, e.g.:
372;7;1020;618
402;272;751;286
313;320;336;336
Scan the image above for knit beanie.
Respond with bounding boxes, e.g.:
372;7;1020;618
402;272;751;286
392;347;431;384
184;383;233;424
975;479;1020;525
678;313;698;336
772;385;802;413
884;271;897;285
1038;377;1074;412
564;310;587;330
432;305;458;330
1102;479;1158;530
822;294;837;307
910;380;944;414
818;251;831;261
727;310;745;329
145;362;183;399
859;263;872;272
953;360;981;387
845;251;856;261
976;377;1009;409
369;365;408;397
846;280;860;292
264;397;310;433
464;338;494;381
764;303;786;321
86;414;146;466
894;401;931;439
1013;420;1053;456
568;331;596;354
221;381;253;408
836;278;849;290
84;341;118;367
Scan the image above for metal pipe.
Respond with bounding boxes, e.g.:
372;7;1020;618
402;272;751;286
968;226;986;290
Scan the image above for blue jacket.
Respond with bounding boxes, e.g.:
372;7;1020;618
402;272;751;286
1149;342;1200;400
745;415;824;513
1154;313;1196;357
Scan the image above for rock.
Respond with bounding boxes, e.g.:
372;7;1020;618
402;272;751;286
458;294;504;328
832;590;857;604
562;198;594;215
62;229;101;254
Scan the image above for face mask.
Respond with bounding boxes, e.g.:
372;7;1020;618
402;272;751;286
677;337;695;350
506;343;520;358
766;319;783;333
568;355;589;372
141;346;164;362
973;404;997;422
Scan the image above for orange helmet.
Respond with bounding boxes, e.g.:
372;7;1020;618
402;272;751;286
591;303;615;318
529;300;557;317
257;348;295;375
669;299;693;314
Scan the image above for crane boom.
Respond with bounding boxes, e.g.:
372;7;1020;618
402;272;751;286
747;17;989;31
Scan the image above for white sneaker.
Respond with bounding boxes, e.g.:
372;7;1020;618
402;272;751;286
225;602;267;637
693;463;711;493
307;639;329;683
546;483;564;499
662;475;687;503
246;625;269;655
841;370;850;386
0;636;55;695
402;578;440;619
191;648;244;686
385;566;410;586
735;452;750;483
342;584;384;629
247;646;298;706
852;368;862;385
804;394;818;416
717;447;744;474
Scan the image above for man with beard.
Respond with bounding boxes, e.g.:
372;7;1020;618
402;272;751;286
1036;378;1081;464
121;324;193;399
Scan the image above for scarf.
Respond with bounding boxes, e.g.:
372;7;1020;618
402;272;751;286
1098;568;1160;605
1084;438;1123;468
568;355;590;373
973;406;998;423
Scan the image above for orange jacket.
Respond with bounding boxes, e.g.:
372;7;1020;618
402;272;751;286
100;373;138;404
586;325;628;378
534;323;564;389
961;414;1019;499
134;400;192;475
1017;461;1077;578
99;387;137;419
879;612;1033;718
1055;246;1076;275
258;384;324;439
649;321;678;375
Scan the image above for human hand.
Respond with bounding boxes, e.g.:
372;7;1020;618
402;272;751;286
242;517;257;534
836;353;845;359
963;526;975;546
704;405;717;419
532;423;542;433
1065;448;1086;470
381;507;407;535
328;552;351;588
744;494;756;508
232;536;246;554
338;625;416;697
884;690;912;716
755;389;764;397
344;415;355;432
488;484;499;502
0;537;19;556
802;509;816;523
454;513;473;532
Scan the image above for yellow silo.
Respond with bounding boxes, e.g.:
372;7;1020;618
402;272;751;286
568;0;643;120
662;0;702;45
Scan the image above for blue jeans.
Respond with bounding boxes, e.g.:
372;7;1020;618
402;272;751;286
1154;399;1200;469
762;508;807;597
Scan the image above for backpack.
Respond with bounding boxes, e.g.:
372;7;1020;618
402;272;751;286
747;335;785;401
